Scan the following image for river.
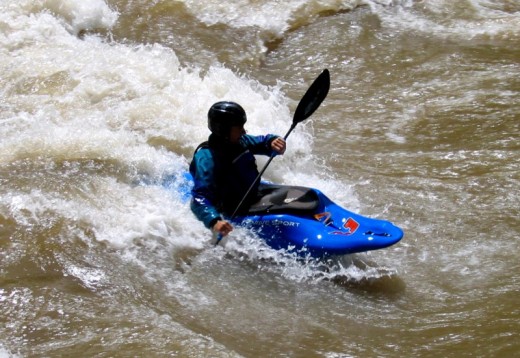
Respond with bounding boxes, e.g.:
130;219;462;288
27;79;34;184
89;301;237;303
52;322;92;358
1;0;519;357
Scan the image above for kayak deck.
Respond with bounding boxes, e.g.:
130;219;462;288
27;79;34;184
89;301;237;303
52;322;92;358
233;183;403;256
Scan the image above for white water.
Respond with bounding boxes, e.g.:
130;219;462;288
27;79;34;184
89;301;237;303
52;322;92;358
0;0;357;273
1;0;519;356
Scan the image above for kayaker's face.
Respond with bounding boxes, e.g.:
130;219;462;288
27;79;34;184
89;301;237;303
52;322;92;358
229;125;246;144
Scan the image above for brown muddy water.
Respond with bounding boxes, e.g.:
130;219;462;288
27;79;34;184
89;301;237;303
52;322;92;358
1;0;519;357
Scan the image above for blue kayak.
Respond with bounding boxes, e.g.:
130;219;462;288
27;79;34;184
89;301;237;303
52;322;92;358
177;173;403;257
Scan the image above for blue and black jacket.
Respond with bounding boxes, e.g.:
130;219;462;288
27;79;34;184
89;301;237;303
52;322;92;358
189;133;279;229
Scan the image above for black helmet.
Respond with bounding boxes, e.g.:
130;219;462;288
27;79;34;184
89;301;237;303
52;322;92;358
208;101;247;137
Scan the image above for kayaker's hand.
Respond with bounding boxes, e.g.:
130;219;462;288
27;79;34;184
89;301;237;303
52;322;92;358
212;220;233;237
271;137;286;155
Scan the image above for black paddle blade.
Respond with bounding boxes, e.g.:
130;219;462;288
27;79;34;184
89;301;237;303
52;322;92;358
293;69;330;125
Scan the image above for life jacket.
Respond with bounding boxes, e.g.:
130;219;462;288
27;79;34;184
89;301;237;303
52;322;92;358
190;139;260;215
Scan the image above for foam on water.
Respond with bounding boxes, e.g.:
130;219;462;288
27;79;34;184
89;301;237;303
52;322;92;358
21;0;118;35
365;0;520;42
0;342;19;358
0;1;301;158
180;0;367;38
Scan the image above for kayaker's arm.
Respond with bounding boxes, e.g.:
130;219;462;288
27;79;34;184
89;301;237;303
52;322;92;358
189;149;224;229
190;194;233;236
240;134;286;156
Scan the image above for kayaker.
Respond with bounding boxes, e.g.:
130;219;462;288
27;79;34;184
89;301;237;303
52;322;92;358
190;101;286;238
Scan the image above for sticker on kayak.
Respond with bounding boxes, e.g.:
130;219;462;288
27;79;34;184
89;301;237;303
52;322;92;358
314;212;332;225
314;213;359;235
333;218;360;236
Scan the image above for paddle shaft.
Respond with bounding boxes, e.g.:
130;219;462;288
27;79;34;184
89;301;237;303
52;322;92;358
229;123;296;219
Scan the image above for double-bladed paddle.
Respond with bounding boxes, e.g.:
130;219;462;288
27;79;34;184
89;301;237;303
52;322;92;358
216;69;330;245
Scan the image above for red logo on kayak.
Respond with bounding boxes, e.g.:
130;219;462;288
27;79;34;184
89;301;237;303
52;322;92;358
343;217;359;234
331;217;360;236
